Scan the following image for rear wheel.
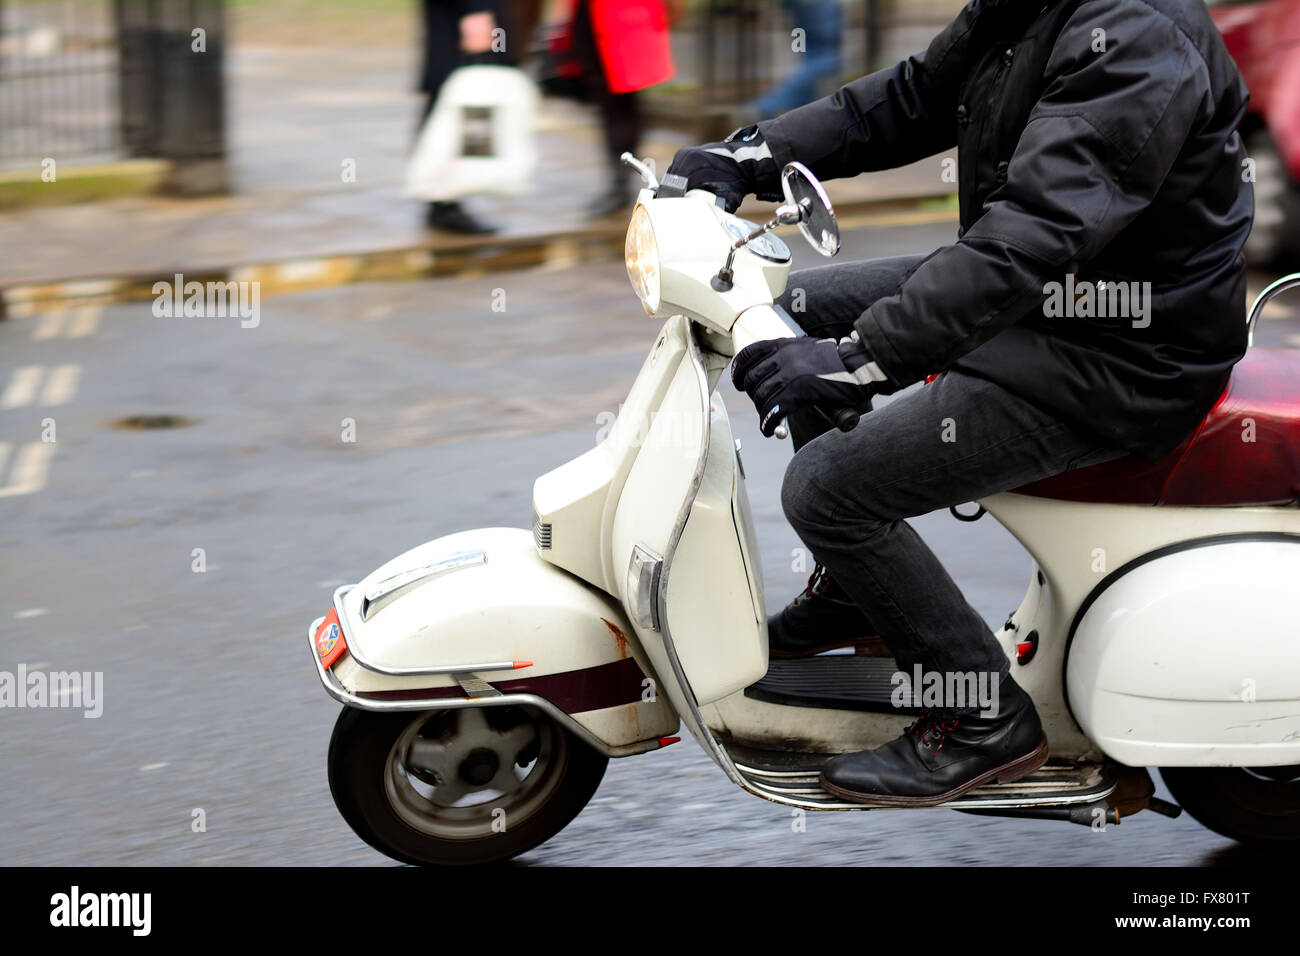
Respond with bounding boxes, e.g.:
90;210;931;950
1160;765;1300;845
328;704;608;865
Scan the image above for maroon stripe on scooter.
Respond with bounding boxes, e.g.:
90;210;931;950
355;656;649;713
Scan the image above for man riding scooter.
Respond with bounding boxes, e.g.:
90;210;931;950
667;0;1253;806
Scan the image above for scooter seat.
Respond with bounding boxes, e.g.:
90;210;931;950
1013;348;1300;507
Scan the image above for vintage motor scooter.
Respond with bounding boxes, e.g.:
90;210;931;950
308;156;1300;865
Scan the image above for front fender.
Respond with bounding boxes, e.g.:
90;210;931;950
314;527;679;753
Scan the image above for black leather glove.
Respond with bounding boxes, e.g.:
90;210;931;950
665;125;780;213
732;333;883;437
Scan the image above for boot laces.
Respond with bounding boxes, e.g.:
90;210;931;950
906;709;961;751
796;564;833;603
800;564;832;595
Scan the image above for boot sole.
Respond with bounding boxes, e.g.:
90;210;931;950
818;734;1051;807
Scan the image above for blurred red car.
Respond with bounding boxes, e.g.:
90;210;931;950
1210;0;1300;264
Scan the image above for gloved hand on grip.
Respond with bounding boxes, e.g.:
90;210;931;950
666;125;780;213
732;333;884;437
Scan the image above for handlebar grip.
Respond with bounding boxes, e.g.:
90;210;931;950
824;406;860;432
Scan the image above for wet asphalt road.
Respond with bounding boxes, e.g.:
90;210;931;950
1;217;1296;866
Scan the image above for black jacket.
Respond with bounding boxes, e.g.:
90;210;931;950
420;0;505;98
757;0;1253;458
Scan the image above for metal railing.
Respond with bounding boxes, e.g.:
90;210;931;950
0;0;120;164
0;0;226;188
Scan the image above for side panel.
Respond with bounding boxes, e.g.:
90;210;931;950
1067;538;1300;766
983;492;1300;757
532;316;687;594
328;527;678;749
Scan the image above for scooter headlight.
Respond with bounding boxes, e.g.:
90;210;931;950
625;204;661;315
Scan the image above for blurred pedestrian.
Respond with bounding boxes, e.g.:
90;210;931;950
750;0;843;119
569;0;677;218
418;0;514;233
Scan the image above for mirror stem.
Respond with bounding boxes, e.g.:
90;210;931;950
713;202;808;290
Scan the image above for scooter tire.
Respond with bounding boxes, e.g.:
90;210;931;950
328;705;608;865
1160;765;1300;846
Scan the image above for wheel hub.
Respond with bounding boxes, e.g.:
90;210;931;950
459;748;500;787
382;706;566;840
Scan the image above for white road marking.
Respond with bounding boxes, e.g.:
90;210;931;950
0;442;53;497
66;305;102;338
1;366;44;409
40;364;80;406
32;311;66;340
14;607;48;619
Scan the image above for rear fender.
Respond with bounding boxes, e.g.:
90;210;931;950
309;527;679;756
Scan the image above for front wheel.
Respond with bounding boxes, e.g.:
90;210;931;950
328;704;608;865
1160;765;1300;846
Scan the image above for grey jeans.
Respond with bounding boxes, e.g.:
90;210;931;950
773;256;1123;695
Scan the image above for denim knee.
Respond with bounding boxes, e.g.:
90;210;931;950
781;448;839;534
782;439;897;536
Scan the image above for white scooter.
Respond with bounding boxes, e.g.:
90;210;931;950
309;157;1300;865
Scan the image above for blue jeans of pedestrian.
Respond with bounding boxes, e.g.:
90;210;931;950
754;0;844;117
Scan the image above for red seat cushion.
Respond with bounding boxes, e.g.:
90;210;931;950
1013;348;1300;506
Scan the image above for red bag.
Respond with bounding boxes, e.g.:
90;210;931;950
589;0;674;94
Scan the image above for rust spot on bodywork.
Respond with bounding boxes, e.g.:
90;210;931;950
603;621;634;658
602;618;631;660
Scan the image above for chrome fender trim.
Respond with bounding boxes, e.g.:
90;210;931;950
307;618;664;759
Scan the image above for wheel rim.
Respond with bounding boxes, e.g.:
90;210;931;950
383;706;568;841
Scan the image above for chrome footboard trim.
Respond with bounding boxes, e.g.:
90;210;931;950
306;619;661;759
731;758;1117;811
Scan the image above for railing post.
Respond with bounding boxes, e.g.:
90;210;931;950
114;0;227;194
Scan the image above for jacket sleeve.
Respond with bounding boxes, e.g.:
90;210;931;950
753;1;976;190
851;0;1213;389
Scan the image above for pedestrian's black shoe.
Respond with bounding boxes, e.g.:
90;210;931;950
768;565;884;658
588;176;638;220
426;201;498;234
819;674;1049;806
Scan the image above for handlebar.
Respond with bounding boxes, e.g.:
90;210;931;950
731;305;862;439
774;406;859;440
824;406;861;433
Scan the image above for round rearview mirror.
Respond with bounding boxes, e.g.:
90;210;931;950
781;161;839;257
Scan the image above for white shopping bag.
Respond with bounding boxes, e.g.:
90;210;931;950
406;65;539;202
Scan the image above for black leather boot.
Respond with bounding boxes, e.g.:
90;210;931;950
588;172;639;220
819;674;1049;806
426;201;498;234
768;565;884;658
